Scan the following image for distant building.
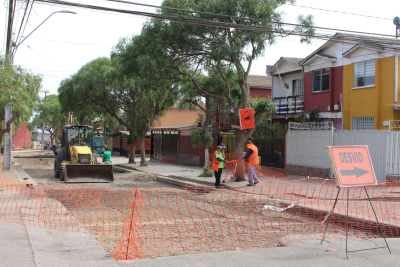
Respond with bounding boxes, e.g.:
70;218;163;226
248;75;272;99
13;123;31;149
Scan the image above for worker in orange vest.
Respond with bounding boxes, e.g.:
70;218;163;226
211;143;229;187
242;140;259;186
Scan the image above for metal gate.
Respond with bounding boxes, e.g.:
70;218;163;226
152;130;162;160
162;130;179;159
251;124;285;169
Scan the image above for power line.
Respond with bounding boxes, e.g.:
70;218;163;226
27;37;113;47
34;0;400;53
100;0;397;38
284;3;392;21
25;44;73;72
14;0;31;48
35;0;397;39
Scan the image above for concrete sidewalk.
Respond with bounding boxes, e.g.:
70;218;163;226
111;156;249;188
119;237;400;267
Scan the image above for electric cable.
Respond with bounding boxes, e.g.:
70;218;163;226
34;0;397;40
284;3;392;21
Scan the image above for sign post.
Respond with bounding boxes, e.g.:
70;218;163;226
323;145;390;258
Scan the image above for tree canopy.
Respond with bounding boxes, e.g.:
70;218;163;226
0;56;42;140
136;0;314;170
28;94;65;145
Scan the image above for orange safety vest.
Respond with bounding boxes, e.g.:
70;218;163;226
247;144;259;165
211;150;225;172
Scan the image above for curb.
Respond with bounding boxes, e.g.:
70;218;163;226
13;163;37;185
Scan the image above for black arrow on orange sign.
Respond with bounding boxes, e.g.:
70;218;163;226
340;167;369;178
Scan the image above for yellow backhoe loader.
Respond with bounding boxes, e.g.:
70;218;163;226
53;112;114;183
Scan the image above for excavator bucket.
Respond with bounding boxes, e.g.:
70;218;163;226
65;164;114;183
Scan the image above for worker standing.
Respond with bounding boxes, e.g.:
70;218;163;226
243;141;260;186
211;143;229;187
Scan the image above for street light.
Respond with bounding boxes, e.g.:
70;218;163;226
12;10;77;58
3;9;76;170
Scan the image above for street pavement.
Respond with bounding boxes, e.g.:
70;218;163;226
0;152;398;266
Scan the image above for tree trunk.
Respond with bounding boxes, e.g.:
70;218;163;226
204;147;209;170
234;129;246;181
140;133;148;166
128;134;136;164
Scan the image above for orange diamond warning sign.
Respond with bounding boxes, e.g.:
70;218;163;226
239;108;255;130
326;145;378;188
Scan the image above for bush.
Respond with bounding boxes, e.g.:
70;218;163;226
198;168;214;177
31;143;34;149
22;145;28;149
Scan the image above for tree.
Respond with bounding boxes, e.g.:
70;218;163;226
57;73;117;129
58;57;139;164
0;56;41;141
139;0;314;179
28;94;65;146
111;33;183;166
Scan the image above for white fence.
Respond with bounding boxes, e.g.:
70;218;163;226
387;131;400;175
286;130;332;169
287;130;394;182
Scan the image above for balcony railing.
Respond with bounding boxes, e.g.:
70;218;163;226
273;95;304;116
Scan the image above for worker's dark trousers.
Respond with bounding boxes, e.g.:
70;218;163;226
214;168;222;186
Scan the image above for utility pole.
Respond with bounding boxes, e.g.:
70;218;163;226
3;0;15;171
41;90;49;153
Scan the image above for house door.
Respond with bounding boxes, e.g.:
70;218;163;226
292;79;304;100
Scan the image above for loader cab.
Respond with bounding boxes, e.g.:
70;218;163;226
61;125;94;159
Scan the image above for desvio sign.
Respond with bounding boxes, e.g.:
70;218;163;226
326;145;378;188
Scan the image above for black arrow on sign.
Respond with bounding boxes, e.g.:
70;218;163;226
340;167;369;178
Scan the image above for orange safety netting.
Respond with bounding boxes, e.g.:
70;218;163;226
0;174;399;260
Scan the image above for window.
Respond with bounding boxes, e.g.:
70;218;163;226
354;60;375;87
352;116;374;130
312;68;330;92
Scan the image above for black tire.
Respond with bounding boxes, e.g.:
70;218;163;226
54;158;60;178
60;163;66;181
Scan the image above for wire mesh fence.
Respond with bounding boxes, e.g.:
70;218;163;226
0;175;399;260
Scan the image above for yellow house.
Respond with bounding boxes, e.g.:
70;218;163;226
342;35;400;130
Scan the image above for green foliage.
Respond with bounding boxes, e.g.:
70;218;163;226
294;113;308;123
29;94;65;144
22;145;28;150
294;108;322;123
30;143;34;149
140;0;313;150
31;134;36;141
248;97;276;117
0;56;42;139
191;128;214;148
198;168;214;177
308;108;322;122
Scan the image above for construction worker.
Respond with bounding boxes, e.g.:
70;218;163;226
102;145;112;164
211;143;229;187
243;140;260;186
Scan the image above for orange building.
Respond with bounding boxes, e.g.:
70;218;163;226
153;107;204;127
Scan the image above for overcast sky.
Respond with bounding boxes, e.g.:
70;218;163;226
1;0;399;97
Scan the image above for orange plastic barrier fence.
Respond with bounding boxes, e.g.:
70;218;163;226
0;175;399;260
